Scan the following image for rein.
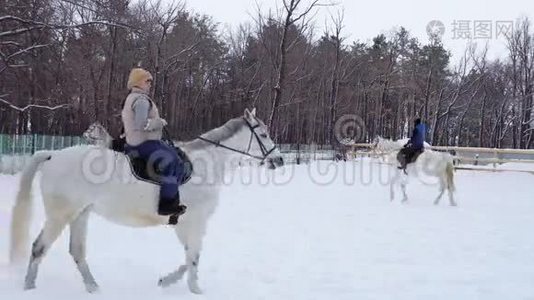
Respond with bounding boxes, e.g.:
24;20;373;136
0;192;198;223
197;118;275;162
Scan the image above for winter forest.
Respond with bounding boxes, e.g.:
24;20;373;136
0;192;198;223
1;0;534;149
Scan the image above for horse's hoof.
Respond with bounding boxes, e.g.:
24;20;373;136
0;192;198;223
158;266;188;288
86;283;100;293
158;275;181;288
188;280;203;294
23;283;36;291
189;286;203;294
158;278;172;288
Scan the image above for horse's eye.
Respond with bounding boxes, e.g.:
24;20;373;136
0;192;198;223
260;133;268;138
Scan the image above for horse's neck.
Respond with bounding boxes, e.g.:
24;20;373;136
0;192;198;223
185;132;251;184
380;139;402;151
387;140;399;149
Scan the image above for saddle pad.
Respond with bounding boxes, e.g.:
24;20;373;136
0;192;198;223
111;137;193;185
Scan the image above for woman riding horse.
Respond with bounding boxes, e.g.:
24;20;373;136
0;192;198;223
122;68;186;216
398;118;426;170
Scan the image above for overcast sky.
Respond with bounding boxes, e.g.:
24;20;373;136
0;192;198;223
183;0;533;64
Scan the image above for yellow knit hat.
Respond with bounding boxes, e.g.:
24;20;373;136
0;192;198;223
127;68;152;90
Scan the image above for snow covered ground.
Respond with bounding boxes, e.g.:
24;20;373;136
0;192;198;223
1;159;534;299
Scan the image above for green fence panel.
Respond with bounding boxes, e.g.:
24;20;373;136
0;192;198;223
0;134;87;155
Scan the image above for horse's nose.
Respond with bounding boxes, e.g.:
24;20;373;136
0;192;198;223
273;156;284;167
265;157;284;169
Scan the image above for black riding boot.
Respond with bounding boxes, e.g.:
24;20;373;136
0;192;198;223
397;151;407;170
158;192;187;217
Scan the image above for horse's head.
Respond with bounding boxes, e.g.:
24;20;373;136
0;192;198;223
240;108;284;169
371;136;382;150
83;122;112;147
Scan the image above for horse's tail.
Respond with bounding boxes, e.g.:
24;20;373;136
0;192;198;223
446;160;455;193
9;151;52;264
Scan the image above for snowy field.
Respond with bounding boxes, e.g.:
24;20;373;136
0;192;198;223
1;159;534;299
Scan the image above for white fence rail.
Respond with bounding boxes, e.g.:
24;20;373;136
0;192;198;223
1;137;534;175
348;143;534;174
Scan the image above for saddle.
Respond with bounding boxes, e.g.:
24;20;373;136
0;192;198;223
111;136;193;186
397;146;424;172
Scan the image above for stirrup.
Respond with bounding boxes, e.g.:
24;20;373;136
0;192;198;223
168;214;179;225
167;205;186;225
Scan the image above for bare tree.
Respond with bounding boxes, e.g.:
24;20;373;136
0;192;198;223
265;0;329;128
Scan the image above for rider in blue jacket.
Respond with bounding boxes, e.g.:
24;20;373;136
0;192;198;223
398;118;426;170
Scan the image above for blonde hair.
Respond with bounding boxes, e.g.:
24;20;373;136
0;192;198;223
127;68;152;90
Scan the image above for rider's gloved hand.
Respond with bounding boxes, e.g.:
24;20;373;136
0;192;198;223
144;118;167;131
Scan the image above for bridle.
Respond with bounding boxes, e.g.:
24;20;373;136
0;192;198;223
196;117;277;162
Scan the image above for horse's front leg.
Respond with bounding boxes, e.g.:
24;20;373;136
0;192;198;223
184;242;202;294
389;181;395;202
400;182;408;203
433;182;445;205
389;169;400;202
159;218;205;294
448;187;457;206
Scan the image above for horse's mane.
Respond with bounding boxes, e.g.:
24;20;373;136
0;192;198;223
177;117;247;151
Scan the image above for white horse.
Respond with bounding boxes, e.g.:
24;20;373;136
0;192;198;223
371;136;431;160
9;108;284;294
373;137;456;206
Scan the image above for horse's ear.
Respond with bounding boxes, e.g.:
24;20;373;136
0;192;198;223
250;107;257;116
244;108;253;120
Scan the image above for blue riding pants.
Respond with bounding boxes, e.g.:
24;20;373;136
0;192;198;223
125;140;184;199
